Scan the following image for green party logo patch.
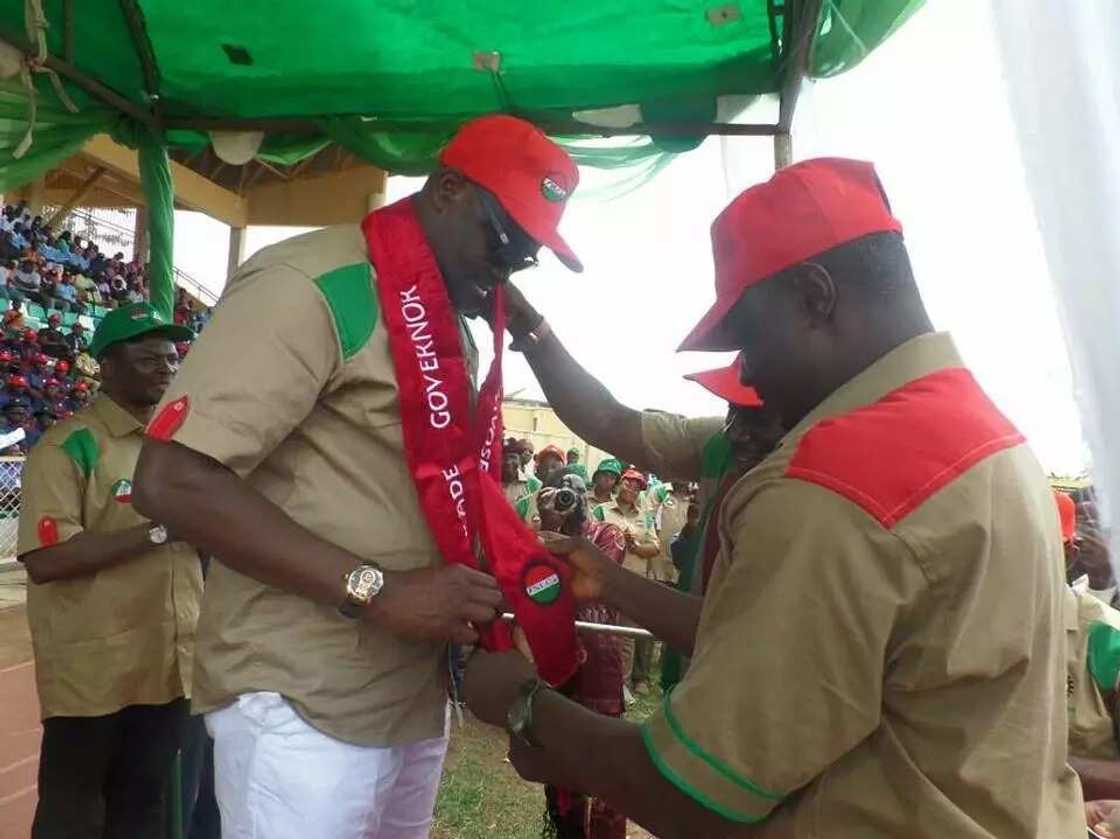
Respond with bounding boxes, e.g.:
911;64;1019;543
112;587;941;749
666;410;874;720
540;175;569;203
111;479;133;503
523;563;562;605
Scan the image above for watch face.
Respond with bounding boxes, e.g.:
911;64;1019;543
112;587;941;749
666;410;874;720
349;566;382;601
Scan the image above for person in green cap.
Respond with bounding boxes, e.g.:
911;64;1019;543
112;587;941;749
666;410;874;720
17;302;203;838
589;457;622;512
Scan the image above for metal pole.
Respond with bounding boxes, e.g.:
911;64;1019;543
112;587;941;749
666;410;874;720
500;613;654;639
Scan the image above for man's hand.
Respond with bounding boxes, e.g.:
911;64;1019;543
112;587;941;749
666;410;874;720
368;564;502;645
462;649;536;726
540;534;618;602
1087;800;1120;835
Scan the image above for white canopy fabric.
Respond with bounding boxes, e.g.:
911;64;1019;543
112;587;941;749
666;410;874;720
990;1;1120;555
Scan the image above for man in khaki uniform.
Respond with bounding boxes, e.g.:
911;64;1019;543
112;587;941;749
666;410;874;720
133;116;581;838
593;468;659;696
18;302;200;838
463;158;1084;838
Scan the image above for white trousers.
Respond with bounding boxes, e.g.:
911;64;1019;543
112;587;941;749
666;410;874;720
207;691;449;839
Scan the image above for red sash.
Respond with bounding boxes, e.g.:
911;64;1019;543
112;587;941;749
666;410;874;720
363;197;580;687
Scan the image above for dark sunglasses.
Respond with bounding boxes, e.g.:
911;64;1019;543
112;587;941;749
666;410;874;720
477;189;539;274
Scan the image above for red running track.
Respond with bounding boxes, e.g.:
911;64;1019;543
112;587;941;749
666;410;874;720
0;606;39;839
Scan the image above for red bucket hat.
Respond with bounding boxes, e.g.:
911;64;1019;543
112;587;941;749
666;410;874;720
440;115;582;272
679;157;902;352
684;355;763;407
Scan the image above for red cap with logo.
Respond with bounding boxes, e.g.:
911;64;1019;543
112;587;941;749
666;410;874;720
440;115;582;272
684;355;763;407
7;374;27;389
679;157;902;352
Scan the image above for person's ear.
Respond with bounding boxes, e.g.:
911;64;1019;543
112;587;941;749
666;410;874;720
428;170;472;215
791;262;837;328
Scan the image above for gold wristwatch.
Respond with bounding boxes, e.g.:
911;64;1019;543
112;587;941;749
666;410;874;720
339;563;384;619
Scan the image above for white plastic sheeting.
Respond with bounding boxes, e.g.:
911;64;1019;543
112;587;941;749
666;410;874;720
990;1;1120;555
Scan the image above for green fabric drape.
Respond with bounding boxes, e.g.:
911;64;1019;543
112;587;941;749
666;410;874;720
136;138;174;320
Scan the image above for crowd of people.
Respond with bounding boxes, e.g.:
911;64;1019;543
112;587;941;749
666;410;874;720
13;116;1118;839
0;200;210;331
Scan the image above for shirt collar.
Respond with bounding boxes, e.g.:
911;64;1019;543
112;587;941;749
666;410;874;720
91;395;143;438
780;332;963;449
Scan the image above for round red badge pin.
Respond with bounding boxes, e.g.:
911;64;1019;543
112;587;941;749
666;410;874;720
523;563;562;606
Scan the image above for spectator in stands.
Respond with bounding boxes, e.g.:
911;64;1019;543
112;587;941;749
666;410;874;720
68;380;91;412
39;266;60;303
58;273;83;313
96;272;112;305
3;393;38;447
37;313;67;358
110;275;129;304
3;299;24;332
18;303;203;839
65;322;88;356
0;257;12;285
35;408;55;434
126;278;146;305
72;268;99;306
12;257;43;303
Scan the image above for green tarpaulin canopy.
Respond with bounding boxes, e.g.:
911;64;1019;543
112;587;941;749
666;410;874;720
0;0;923;317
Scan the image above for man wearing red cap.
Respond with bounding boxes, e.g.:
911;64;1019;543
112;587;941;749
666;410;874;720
134;114;581;837
465;158;1084;837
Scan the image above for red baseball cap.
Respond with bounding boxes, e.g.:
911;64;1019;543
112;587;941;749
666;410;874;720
684;355;763;407
679;158;902;352
534;443;567;463
47;313;60;324
620;468;648;490
7;374;27;389
440;115;582;272
55;359;69;373
1054;490;1076;544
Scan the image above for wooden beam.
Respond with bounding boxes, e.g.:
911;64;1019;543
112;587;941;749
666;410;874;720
0;31;156;129
245;164;387;227
45;166;106;229
161;115;782;138
80;135;248;226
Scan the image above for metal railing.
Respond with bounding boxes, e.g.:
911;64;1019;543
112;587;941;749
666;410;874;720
0;457;23;564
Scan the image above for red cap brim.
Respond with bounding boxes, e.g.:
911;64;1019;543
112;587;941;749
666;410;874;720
684;356;763;407
677;293;740;352
502;194;583;273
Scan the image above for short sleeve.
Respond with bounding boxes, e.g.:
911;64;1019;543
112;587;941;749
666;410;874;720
641;479;921;824
18;436;87;554
149;265;341;478
640;412;723;482
1088;621;1120;694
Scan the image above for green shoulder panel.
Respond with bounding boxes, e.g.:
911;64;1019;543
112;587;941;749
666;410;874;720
592;504;606;522
60;427;99;479
515;496;531;521
700;432;732;482
1088;621;1120;694
314;262;379;360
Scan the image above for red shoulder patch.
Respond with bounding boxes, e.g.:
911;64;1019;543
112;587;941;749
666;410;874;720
785;367;1024;528
37;516;59;546
146;396;190;441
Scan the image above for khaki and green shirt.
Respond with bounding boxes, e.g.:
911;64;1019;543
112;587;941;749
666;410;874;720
18;396;203;719
1066;585;1120;760
154;224;477;747
593;501;659;577
641;333;1084;837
